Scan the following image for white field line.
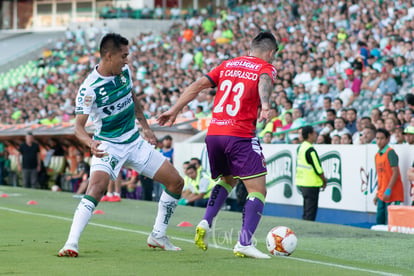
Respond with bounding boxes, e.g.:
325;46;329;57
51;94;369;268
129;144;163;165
0;206;401;276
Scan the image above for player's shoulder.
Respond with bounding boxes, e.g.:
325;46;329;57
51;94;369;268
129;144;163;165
81;67;102;89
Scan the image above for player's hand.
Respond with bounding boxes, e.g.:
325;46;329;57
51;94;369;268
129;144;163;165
382;193;390;202
142;128;158;146
259;109;269;124
89;140;105;158
157;110;178;127
373;195;378;205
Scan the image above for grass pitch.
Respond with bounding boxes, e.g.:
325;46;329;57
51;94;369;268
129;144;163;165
0;186;412;276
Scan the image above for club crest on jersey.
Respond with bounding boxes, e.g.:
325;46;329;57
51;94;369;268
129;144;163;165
101;153;110;162
84;96;93;106
120;75;127;84
109;157;119;170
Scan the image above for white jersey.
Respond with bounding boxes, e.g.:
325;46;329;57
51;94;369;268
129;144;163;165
75;64;139;144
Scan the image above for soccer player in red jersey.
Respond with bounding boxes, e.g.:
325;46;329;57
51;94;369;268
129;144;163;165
158;32;278;258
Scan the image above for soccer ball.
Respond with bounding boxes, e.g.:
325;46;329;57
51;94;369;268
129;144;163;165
266;226;297;256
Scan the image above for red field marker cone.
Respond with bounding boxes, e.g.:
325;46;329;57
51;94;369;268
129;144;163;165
27;200;38;205
177;221;193;227
93;209;105;214
0;193;9;198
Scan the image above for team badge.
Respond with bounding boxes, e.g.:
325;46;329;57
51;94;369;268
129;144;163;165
101;153;110;162
120;75;127;84
109;157;119;170
84;96;93;106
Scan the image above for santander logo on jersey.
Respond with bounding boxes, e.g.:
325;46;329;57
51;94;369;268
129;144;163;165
225;60;262;71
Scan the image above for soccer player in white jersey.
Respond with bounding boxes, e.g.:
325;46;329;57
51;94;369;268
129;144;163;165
58;33;184;257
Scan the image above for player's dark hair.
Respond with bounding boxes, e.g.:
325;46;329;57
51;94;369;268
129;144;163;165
100;33;129;57
186;164;197;171
251;32;278;53
376;128;390;139
301;125;314;140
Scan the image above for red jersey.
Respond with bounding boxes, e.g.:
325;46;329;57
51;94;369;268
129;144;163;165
206;56;277;137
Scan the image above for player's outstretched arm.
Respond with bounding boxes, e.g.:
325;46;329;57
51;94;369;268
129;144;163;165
157;76;212;127
258;73;273;122
75;114;104;157
131;91;157;145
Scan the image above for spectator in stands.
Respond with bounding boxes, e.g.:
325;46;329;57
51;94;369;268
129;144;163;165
384;118;398;144
331;135;341;144
360;67;380;96
330;117;351;139
405;94;414;110
346;108;357;135
317;95;332;120
287;107;306;142
262;132;273;144
379;93;393;112
372;67;398;95
371;108;382;124
316;134;331;144
279;99;293;125
333;98;344;117
374;128;404;225
361;125;377;144
404;126;414;145
259;107;282;139
394;127;405;145
341;133;353;144
17;132;41;189
344;68;362;98
336;78;353;108
325;108;336;122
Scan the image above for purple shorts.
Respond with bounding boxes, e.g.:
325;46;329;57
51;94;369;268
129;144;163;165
205;135;267;180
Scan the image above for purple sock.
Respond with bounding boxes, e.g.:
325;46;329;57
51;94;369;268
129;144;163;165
239;197;264;246
203;185;229;227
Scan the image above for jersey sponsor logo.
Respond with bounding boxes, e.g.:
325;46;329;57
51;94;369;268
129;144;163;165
224;70;258;81
79;88;86;96
225;60;262;71
210;118;235;126
102;96;133;115
103;105;115;115
84;96;93;107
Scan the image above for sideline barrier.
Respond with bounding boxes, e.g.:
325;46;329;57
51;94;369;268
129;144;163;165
174;142;414;227
388;205;414;234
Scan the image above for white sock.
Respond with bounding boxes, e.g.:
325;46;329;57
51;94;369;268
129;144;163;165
113;192;120;197
106;192;113;197
65;197;96;246
152;191;178;238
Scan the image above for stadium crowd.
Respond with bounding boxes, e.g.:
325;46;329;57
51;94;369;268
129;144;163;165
1;0;414;145
2;0;414;196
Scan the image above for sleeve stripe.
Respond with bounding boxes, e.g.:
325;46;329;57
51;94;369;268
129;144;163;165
205;74;216;88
